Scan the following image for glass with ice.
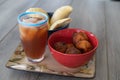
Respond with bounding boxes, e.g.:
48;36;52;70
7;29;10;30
17;12;48;62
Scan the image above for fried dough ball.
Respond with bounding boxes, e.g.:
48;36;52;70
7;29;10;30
66;46;81;54
75;40;93;52
54;42;67;53
73;32;88;44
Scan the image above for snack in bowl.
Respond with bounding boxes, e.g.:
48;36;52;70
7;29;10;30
73;32;93;53
53;31;93;54
65;45;81;54
26;6;73;37
54;41;67;53
50;5;73;25
48;28;98;68
47;12;71;37
48;5;72;36
73;32;88;43
49;18;71;30
26;8;49;20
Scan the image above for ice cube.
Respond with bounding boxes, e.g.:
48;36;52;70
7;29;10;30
23;17;43;23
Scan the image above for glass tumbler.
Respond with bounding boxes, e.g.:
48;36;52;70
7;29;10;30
17;12;48;62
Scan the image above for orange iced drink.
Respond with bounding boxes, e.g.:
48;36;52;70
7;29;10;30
17;12;48;62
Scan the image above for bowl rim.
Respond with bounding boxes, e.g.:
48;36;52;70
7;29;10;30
48;28;99;56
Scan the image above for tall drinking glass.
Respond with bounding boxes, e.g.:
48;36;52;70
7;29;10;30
17;12;48;62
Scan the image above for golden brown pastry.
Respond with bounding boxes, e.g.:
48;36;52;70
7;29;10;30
54;32;93;54
26;8;48;18
73;32;88;44
49;18;71;30
75;40;93;53
50;5;73;25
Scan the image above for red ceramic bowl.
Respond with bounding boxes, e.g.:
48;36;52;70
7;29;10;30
48;28;98;68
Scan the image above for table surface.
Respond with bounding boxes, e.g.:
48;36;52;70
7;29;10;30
0;0;120;80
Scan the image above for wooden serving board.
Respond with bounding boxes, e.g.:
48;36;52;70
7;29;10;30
6;44;96;78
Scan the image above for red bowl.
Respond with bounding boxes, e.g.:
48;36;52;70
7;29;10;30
48;28;98;68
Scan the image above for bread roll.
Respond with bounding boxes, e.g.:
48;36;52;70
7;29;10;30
49;18;71;30
26;8;48;17
50;5;73;25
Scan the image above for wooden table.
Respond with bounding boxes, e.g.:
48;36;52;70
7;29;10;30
0;0;120;80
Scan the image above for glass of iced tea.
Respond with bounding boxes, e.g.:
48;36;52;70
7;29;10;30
17;12;48;62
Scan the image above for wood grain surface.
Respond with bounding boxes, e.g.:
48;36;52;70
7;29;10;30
70;1;108;80
0;0;120;80
105;2;120;80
